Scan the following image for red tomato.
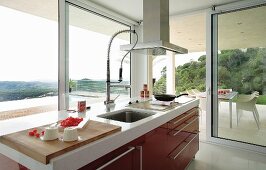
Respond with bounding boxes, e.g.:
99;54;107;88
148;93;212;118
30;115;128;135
60;117;83;127
35;133;40;138
28;131;34;136
33;129;37;133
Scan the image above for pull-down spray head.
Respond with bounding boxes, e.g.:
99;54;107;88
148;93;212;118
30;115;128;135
118;30;138;82
105;29;138;105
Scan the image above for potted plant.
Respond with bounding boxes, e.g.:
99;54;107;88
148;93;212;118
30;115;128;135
69;79;76;93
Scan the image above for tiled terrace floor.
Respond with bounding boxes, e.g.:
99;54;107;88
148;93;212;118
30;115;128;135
199;101;266;146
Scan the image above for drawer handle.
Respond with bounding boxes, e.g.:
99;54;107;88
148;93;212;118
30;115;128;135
96;147;135;170
169;109;198;125
136;146;143;170
170;132;199;160
171;116;199;136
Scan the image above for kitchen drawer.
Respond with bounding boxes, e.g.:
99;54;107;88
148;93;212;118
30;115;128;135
140;107;199;170
142;128;169;170
168;115;199;136
142;128;199;170
168;132;199;170
167;108;199;130
80;136;144;170
165;131;194;153
149;117;198;156
165;114;198;156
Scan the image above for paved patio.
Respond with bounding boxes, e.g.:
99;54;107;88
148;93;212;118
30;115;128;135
199;101;266;146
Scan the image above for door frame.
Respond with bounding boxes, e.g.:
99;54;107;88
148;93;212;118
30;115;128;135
206;0;266;154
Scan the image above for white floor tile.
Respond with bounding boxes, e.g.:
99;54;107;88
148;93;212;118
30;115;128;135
199;102;266;146
187;142;266;170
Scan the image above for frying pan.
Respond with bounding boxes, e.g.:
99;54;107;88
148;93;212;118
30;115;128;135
154;93;188;101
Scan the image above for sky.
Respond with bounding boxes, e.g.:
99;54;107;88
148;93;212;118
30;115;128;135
0;6;130;82
0;5;205;82
0;6;58;81
68;25;130;81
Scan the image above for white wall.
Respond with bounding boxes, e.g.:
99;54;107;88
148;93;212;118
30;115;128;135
130;24;149;98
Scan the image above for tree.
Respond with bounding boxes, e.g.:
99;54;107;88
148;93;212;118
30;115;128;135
175;56;206;93
153;48;265;95
69;79;77;92
153;67;166;94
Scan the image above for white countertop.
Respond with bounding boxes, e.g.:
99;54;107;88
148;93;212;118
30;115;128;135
0;96;198;170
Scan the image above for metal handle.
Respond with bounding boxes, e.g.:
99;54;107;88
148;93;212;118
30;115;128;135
171;116;199;136
136;146;143;170
170;132;199;160
96;147;135;170
169;109;198;125
119;67;123;82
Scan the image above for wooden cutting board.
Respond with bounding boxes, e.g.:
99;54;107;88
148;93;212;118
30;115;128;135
0;120;121;164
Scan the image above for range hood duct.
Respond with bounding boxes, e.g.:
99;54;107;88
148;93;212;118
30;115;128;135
120;0;188;55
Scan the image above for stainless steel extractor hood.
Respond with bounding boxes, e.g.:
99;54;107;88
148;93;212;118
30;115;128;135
120;0;188;55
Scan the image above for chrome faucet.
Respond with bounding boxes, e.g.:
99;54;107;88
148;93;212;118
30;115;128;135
105;29;138;105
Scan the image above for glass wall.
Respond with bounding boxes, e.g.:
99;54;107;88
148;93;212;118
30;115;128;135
212;5;266;147
67;4;131;108
153;55;167;94
0;1;58;120
153;52;206;95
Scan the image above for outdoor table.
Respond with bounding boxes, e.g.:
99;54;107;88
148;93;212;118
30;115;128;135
198;91;238;128
219;92;238;128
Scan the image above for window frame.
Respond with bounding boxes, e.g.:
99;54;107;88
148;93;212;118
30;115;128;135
59;0;137;109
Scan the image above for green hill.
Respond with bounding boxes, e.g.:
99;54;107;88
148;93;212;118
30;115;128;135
0;81;57;102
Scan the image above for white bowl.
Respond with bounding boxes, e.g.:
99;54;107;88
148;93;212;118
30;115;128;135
63;127;78;142
43;126;59;141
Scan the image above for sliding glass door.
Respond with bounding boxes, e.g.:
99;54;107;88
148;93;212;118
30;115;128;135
208;1;266;152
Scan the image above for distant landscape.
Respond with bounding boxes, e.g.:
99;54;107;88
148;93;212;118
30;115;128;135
2;48;265;104
73;79;130;94
0;80;130;102
0;81;57;102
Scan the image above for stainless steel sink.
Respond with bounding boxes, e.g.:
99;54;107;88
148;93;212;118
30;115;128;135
97;110;154;123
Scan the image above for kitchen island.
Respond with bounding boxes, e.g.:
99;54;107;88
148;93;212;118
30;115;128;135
0;97;199;170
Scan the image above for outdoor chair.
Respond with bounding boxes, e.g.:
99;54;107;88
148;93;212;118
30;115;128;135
179;91;188;95
196;96;206;123
192;89;201;95
186;89;197;98
235;91;260;129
